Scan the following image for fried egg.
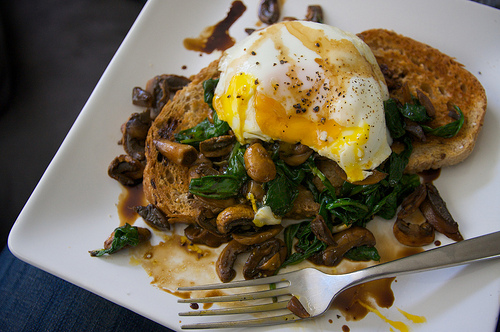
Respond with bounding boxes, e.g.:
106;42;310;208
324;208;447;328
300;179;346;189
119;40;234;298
213;21;392;182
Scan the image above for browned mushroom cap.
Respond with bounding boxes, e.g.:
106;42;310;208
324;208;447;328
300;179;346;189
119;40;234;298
199;135;235;158
232;224;283;245
393;217;435;247
216;205;256;234
132;86;153;107
242;180;266;202
310;215;335;245
154;139;198;167
397;184;427;219
321;227;376;266
313;158;386;187
216;240;252;282
188;154;219;180
312;159;345;190
258;0;280;24
145;74;191;119
122;110;152;161
244;142;276;183
134;204;170;231
108;154;144;186
278;142;313;166
420;183;463;241
196;196;239;213
184;224;232;248
305;5;323;23
243;238;287;279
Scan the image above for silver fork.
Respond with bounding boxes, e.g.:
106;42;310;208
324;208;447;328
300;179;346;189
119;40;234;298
177;230;500;329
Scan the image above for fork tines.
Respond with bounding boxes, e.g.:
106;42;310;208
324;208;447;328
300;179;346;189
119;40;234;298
177;276;303;329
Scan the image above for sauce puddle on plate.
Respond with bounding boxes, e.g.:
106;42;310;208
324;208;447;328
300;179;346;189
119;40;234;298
118;185;428;329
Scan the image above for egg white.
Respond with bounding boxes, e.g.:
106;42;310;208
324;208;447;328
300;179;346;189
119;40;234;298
213;21;392;182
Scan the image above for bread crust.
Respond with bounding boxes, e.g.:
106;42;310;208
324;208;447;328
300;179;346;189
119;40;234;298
358;29;487;173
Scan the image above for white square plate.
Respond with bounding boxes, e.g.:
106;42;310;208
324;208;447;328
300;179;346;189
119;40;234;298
9;0;500;331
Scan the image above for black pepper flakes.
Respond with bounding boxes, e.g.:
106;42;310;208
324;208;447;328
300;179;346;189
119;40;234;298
313;106;320;112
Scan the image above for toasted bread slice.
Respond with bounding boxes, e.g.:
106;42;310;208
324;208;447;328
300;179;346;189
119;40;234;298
144;29;486;222
143;60;220;222
358;29;487;173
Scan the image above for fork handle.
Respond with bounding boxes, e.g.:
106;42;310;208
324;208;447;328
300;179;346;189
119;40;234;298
352;230;500;284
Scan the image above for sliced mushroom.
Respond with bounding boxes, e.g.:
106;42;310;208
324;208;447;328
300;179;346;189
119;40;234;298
312;158;345;190
314;158;386;186
122;110;152;161
216;205;256;234
397;184;427;219
243;238;287;279
145;74;191;119
199;135;235;158
416;88;436;118
132;86;153;107
420;183;463;241
195;214;220;234
188;154;218;180
216;240;252;282
278;142;313;166
154;139;198;167
232;224;283;245
310;215;335;245
404;118;426;142
165;215;196;224
287;296;310;318
320;227;376;266
184;224;232;248
305;5;324;23
352;170;387;185
195;196;239;212
244;142;276;183
243;180;266;202
258;0;280;24
393;217;435;247
134;204;170;231
108;154;144;186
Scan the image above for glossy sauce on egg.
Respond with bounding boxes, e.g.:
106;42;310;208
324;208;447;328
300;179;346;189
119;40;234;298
213;21;392;182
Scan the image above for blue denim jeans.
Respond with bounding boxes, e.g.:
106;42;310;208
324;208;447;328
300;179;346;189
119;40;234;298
0;246;173;331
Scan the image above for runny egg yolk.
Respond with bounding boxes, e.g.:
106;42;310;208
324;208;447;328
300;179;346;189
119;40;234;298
213;21;392;182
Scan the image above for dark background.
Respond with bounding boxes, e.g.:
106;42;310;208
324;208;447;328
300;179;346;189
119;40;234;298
0;0;145;249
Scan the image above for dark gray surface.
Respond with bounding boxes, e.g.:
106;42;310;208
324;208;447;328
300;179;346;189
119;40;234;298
0;0;145;249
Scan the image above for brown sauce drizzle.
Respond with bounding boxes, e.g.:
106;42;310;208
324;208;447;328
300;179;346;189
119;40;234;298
331;278;395;321
183;1;246;54
117;184;147;226
419;168;441;183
